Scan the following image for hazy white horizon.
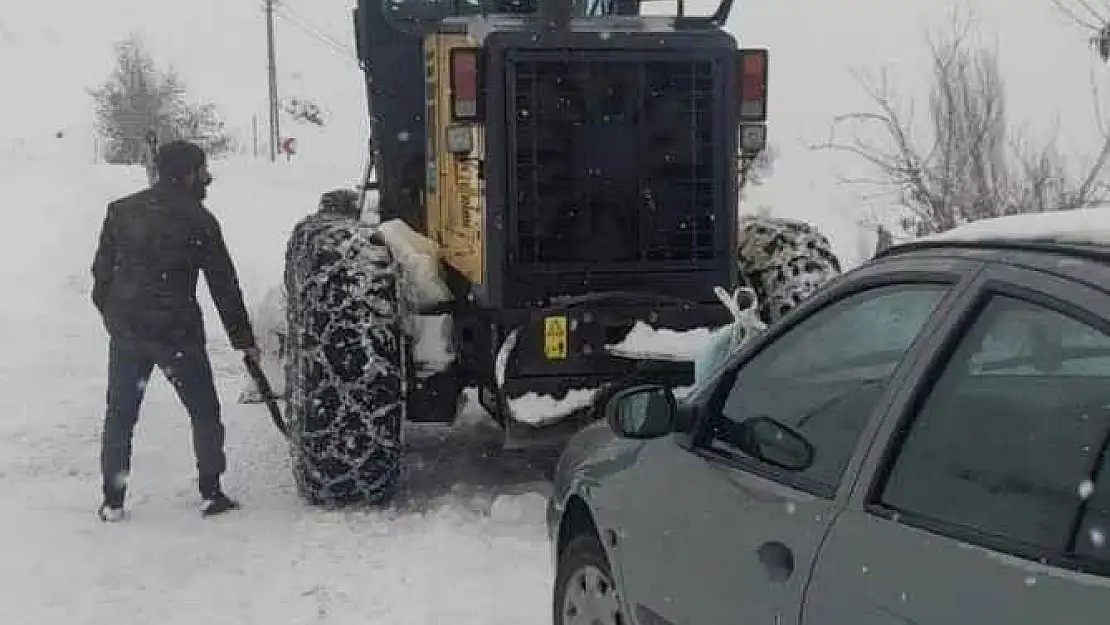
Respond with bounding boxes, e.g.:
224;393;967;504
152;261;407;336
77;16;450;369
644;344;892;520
2;0;1107;224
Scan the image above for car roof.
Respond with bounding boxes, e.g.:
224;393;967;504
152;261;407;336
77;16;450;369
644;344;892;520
916;206;1110;247
874;207;1110;294
878;207;1110;259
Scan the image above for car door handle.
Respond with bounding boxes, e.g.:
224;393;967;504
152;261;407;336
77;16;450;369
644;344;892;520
757;541;795;583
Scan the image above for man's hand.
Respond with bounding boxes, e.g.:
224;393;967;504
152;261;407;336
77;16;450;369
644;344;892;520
242;346;262;362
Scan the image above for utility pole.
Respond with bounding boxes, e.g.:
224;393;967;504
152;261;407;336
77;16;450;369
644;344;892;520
265;0;280;162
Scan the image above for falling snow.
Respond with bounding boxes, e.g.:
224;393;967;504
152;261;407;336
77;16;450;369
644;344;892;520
1079;479;1096;500
1090;528;1106;548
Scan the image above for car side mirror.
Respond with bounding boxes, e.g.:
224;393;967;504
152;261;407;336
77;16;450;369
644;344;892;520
605;384;678;439
728;417;815;472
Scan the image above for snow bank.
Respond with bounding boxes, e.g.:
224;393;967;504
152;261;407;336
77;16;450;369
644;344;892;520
495;329;519;388
377;218;457;374
508;389;601;427
377;218;453;310
605;322;716;362
412;313;456;374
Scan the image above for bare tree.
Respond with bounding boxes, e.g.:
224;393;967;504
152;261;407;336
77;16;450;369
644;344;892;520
815;8;1110;236
1051;0;1110;60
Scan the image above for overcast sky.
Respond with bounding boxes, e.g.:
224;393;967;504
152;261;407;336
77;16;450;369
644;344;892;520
2;0;1106;228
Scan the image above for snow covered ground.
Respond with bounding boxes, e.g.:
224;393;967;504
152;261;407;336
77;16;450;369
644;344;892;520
0;155;555;624
0;115;873;624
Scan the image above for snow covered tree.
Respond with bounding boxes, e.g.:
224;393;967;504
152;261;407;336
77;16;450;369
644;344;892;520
816;8;1110;236
89;34;232;165
165;101;234;157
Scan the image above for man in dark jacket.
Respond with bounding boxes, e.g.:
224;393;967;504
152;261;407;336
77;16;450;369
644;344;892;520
91;140;258;522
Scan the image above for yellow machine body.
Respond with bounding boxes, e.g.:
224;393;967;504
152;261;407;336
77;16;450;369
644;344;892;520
423;31;485;285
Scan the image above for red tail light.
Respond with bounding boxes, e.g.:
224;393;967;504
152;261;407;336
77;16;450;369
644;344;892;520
737;48;768;122
450;48;479;120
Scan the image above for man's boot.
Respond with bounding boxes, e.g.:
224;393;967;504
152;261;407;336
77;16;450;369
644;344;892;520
97;502;126;523
98;479;128;523
199;475;240;518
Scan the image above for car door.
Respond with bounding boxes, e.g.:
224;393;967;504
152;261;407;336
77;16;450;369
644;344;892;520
802;263;1110;625
608;259;978;625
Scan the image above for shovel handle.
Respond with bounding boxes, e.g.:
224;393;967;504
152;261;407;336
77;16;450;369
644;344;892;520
242;353;290;439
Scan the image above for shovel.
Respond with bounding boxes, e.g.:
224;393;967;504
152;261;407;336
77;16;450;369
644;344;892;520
242;352;290;439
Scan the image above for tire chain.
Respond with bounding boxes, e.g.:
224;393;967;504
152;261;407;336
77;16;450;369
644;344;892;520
283;212;405;505
738;215;843;325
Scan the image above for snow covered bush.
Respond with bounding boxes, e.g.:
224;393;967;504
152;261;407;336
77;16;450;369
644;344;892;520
88;34;233;164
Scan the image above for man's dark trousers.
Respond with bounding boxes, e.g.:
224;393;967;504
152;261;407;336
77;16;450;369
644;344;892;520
101;338;226;507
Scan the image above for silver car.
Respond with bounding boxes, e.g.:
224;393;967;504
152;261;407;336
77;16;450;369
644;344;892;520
547;211;1110;625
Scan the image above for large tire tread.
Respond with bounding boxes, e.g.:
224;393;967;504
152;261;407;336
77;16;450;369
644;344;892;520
283;212;405;505
739;215;843;325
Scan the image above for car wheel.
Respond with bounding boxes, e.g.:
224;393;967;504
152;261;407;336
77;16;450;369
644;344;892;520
554;533;628;625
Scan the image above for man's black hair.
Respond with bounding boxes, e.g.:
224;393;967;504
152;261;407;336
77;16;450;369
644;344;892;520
155;140;207;183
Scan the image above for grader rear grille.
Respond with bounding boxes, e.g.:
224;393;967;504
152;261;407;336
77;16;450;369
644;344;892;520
508;55;721;266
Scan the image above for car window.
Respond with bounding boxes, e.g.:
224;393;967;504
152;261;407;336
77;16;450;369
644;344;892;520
879;294;1110;566
716;283;949;495
972;304;1110;376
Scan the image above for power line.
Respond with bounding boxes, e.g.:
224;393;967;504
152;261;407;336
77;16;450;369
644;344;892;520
273;2;358;63
281;10;350;53
275;10;359;65
277;11;346;54
276;0;353;47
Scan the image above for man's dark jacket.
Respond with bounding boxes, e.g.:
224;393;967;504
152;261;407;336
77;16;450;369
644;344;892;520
91;180;255;350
